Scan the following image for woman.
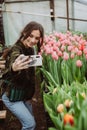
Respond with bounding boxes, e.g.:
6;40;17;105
1;21;44;130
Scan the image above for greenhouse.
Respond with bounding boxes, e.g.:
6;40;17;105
0;0;87;130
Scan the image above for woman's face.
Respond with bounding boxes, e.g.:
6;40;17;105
23;30;41;48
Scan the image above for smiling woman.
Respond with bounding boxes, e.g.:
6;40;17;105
22;30;41;48
1;21;44;130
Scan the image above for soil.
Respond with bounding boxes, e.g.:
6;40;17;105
0;75;48;130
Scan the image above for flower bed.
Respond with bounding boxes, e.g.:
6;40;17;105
43;81;87;130
40;31;87;85
39;31;87;130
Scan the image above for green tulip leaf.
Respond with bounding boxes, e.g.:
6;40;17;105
48;127;57;130
43;94;56;113
49;113;63;130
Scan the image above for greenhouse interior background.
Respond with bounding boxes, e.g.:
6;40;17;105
0;0;87;46
0;0;87;130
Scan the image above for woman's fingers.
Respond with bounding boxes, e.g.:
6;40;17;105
0;60;6;64
12;54;30;71
0;64;5;69
15;54;29;63
0;60;6;69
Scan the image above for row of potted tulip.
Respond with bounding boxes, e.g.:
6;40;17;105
40;31;87;85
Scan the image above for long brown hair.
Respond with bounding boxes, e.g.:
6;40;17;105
17;21;44;52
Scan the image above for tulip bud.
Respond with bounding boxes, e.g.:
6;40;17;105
57;104;64;113
53;88;57;94
81;92;86;99
64;113;74;126
64;99;73;108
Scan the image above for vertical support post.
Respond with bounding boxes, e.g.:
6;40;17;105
49;0;55;31
71;0;75;31
66;0;69;30
0;2;5;46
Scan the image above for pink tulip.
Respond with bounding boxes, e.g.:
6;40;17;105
70;36;75;42
85;54;87;59
54;32;60;38
76;60;82;67
51;51;58;60
58;50;63;57
77;50;82;56
73;47;79;54
48;41;54;46
56;41;61;47
68;46;73;51
66;31;72;36
61;45;65;51
83;48;87;55
63;52;69;60
45;47;51;54
70;53;75;59
53;44;58;51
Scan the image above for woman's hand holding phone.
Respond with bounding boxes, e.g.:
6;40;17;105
12;54;30;71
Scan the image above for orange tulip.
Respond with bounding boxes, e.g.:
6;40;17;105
64;113;74;126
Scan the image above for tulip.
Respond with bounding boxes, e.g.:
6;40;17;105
57;104;64;113
81;92;86;99
76;60;82;67
63;52;69;60
64;99;73;108
64;113;74;126
51;51;58;60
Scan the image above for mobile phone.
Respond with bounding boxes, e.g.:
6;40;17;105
28;55;42;67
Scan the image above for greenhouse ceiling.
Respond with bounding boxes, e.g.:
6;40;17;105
0;0;87;4
2;0;49;2
75;0;87;5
